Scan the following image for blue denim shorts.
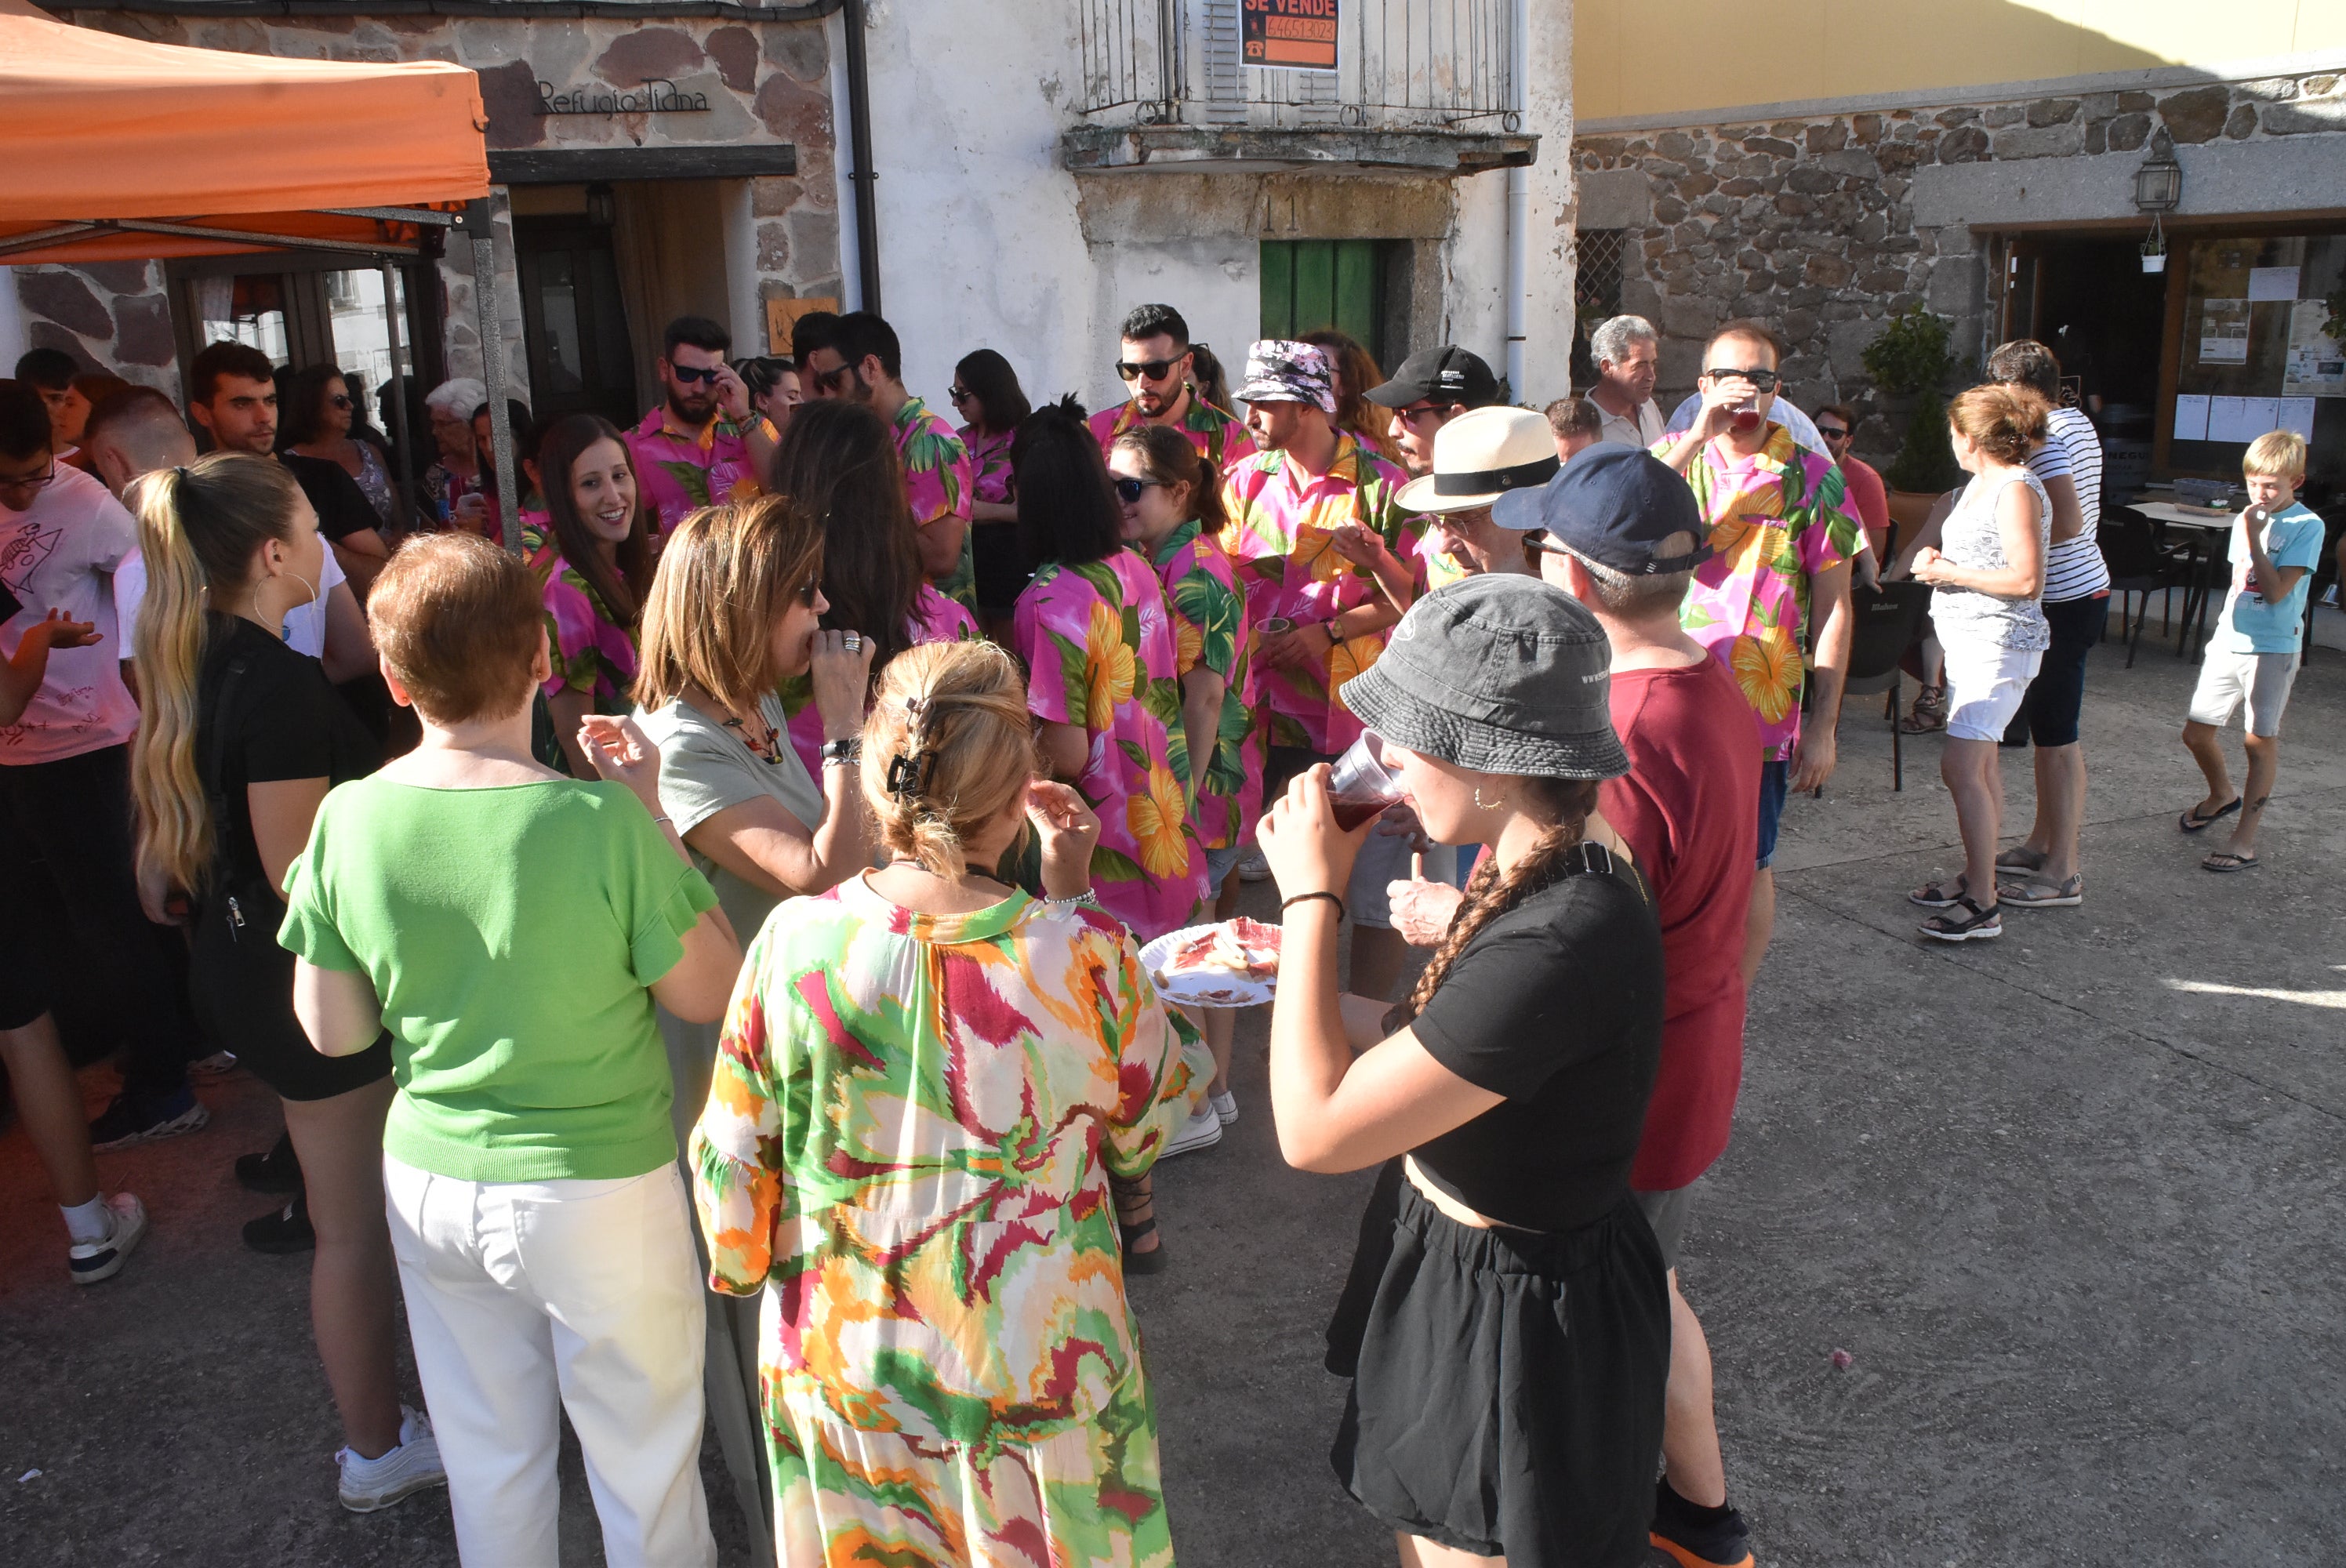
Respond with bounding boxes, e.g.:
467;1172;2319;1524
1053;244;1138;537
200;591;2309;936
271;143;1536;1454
1755;759;1790;870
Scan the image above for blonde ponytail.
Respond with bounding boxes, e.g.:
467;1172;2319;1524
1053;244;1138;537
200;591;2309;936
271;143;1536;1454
128;453;303;898
860;641;1036;879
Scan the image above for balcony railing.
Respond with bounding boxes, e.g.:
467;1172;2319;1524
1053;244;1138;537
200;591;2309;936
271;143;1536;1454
1074;0;1520;132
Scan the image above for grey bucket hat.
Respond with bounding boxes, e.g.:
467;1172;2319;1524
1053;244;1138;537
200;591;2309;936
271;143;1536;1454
1339;575;1629;781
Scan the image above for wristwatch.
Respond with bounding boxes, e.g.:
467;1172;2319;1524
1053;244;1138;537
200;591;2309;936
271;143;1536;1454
1323;618;1344;647
819;737;862;767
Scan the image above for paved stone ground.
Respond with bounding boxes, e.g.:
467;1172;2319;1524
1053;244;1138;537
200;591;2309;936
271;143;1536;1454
3;615;2341;1566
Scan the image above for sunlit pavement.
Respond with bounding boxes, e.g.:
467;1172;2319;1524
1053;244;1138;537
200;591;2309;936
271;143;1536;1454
5;614;2340;1565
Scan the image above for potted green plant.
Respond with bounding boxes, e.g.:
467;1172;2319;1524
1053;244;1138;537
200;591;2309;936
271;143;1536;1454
1861;303;1963;528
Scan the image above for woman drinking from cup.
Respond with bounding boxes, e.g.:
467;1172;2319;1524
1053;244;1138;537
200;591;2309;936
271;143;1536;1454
1258;574;1669;1568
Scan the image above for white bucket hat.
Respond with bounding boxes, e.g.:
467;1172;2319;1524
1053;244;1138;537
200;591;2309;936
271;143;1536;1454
1393;405;1560;514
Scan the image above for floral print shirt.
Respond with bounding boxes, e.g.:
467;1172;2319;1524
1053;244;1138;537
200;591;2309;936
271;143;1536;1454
625;408;765;536
1014;550;1204;941
775;586;980;780
1217;434;1422;755
1149;521;1261;853
895;395;976;610
1665;424;1858;761
538;555;637;712
692;875;1197;1444
960;423;1017;509
1088;389;1256;476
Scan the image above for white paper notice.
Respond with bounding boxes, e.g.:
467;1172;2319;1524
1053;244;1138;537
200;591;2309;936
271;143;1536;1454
2282;299;2346;397
2173;394;2211;441
2199;298;2250;363
2276;397;2316;440
2247;267;2300;303
2206;396;2278;444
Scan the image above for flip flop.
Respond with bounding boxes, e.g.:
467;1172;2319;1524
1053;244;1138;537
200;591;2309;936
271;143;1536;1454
2179;797;2242;833
2201;851;2259;873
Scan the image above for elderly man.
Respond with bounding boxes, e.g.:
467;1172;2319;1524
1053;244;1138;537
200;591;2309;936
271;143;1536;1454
1088;303;1255;473
1588;314;1667;449
1660;319;1858;984
1362;343;1501;479
1220;339;1425;997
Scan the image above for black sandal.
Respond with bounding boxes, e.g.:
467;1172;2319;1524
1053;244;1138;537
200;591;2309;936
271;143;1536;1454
1919;895;2002;942
1114;1178;1169;1276
1908;874;1970;909
2179;797;2242;833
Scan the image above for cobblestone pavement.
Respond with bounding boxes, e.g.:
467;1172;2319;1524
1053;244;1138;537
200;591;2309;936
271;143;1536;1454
4;622;2341;1566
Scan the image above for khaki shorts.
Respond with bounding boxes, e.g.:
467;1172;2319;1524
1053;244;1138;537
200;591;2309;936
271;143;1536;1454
2188;645;2300;738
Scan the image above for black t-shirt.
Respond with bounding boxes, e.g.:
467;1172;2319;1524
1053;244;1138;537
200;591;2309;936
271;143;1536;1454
198;613;380;903
278;452;379;544
1408;846;1667;1233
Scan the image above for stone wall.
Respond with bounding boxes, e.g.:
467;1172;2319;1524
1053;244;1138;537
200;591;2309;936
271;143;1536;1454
23;7;839;400
1574;70;2346;462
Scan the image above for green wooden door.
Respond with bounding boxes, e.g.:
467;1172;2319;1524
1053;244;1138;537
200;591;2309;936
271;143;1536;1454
1261;240;1385;352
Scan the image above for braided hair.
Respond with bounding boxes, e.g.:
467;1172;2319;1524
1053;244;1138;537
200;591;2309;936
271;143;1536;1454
1384;775;1604;1035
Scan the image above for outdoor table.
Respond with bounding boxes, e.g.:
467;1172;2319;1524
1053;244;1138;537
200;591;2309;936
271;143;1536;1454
2126;499;2235;659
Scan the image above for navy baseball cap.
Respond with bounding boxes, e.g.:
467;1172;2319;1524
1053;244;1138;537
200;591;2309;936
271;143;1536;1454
1491;442;1714;575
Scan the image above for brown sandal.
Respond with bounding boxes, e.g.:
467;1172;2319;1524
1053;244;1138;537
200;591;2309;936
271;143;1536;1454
1899;685;1947;733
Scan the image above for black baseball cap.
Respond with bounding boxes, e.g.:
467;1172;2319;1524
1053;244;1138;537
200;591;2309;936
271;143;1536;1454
1364;345;1499;409
1491;442;1714;575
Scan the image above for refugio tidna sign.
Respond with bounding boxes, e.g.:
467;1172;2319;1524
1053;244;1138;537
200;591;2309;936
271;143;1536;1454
532;78;714;118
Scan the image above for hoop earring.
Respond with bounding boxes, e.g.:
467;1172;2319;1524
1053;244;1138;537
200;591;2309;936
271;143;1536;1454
1473;785;1505;811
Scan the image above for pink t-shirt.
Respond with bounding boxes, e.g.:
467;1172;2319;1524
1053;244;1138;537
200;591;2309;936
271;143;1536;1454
1839;455;1890;557
1600;659;1762;1192
0;463;140;764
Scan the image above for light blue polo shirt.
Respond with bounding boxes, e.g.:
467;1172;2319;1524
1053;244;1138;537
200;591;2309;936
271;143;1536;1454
2214;502;2326;655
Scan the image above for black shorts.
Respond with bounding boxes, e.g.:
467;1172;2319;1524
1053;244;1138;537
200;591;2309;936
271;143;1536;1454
1324;1163;1669;1567
2011;594;2104;748
189;894;392;1102
0;830;47;1030
970;521;1030;617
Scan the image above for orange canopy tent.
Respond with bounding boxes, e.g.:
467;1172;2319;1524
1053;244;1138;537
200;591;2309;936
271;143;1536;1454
0;0;525;542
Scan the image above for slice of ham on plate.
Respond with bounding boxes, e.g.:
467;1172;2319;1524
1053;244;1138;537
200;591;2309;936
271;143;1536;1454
1140;917;1283;1008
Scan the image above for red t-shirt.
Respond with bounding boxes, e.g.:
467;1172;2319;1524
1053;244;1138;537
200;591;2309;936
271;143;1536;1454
1839;455;1890;557
1602;658;1762;1192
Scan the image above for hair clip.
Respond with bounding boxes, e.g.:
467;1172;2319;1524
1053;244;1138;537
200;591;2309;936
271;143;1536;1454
885;752;932;798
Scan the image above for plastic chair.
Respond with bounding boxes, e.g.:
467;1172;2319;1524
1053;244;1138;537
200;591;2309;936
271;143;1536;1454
1838;579;1933;791
2097;510;2195;668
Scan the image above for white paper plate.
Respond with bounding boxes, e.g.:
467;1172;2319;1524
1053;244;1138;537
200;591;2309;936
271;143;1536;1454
1140;922;1276;1009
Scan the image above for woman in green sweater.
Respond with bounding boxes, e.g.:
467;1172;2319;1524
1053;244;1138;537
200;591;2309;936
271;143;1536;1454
281;532;743;1568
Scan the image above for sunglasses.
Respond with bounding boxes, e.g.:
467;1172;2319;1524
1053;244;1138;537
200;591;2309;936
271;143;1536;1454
1116;356;1184;383
1703;366;1781;391
1523;528;1574;558
813;362;858;393
670;364;723;385
1815;425;1850;440
328;394;354;411
1395;404;1450;426
1112;476;1164;504
948;386;973;405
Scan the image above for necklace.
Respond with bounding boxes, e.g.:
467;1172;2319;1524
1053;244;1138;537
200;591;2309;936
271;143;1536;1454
721;706;785;766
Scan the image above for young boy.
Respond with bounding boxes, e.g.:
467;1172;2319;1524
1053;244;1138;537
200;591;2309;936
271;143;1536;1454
2180;430;2325;871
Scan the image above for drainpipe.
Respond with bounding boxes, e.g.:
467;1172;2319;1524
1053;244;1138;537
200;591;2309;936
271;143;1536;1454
1503;0;1529;401
840;0;882;315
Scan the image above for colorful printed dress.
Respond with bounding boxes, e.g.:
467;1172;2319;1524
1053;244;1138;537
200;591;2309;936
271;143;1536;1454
1013;550;1205;941
625;408;766;535
895;394;977;610
1149;520;1262;855
774;584;980;779
1664;424;1859;761
537;550;637;712
1088;388;1257;476
960;423;1017;509
691;876;1197;1568
1218;434;1422;755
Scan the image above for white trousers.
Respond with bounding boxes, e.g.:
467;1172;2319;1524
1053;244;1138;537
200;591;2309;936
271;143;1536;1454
383;1155;717;1568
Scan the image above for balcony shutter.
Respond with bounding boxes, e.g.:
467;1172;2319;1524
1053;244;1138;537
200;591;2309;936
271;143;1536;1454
1192;0;1246;123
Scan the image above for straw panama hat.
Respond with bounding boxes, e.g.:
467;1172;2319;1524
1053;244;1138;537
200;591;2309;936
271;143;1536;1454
1393;405;1561;514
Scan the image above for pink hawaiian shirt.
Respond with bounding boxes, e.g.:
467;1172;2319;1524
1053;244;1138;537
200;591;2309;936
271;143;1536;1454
539;556;637;712
1149;522;1260;853
895;395;975;609
775;586;979;780
1015;550;1204;941
1217;434;1420;755
960;424;1016;509
624;408;764;536
1088;390;1256;476
1665;423;1859;761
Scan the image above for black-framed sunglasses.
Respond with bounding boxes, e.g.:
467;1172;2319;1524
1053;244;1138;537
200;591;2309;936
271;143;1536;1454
1115;355;1185;383
670;363;723;385
1394;403;1449;426
813;362;858;393
1523;528;1574;558
948;385;974;405
327;393;354;410
1815;423;1851;441
1703;366;1781;391
1112;476;1165;504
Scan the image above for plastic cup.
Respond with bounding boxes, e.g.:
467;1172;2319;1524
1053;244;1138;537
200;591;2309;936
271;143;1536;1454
1730;408;1763;434
1327;733;1404;830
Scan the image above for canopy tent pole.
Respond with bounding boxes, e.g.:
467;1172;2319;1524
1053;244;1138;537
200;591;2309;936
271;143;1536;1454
379;256;416;534
459;198;519;556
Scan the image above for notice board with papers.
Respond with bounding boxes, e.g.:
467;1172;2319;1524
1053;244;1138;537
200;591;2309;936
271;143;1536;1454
2163;233;2344;487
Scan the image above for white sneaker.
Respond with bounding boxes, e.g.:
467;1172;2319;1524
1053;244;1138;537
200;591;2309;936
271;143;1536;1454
338;1406;447;1513
1237;849;1271;883
188;1050;240;1077
1211;1091;1238;1127
1162;1103;1225;1158
67;1193;147;1286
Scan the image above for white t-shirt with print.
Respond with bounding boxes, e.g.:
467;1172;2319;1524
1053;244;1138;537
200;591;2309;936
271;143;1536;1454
113;538;347;662
0;463;140;764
